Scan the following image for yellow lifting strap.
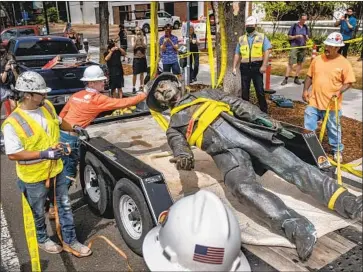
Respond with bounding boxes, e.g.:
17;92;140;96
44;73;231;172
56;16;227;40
22;194;42;271
217;3;227;88
319;97;362;183
206;9;215;88
149;1;158;79
171;98;233;148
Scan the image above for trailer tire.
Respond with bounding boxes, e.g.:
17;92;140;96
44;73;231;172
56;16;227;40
113;178;153;256
82;152;114;217
142;24;150;34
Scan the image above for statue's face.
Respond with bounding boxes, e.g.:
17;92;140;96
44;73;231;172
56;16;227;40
154;80;181;107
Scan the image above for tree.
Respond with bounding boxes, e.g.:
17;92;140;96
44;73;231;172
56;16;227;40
217;2;246;96
262;2;294;38
99;2;109;64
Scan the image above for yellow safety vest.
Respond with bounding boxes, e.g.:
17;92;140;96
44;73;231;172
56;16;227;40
239;32;265;63
170;98;233;148
1;100;63;183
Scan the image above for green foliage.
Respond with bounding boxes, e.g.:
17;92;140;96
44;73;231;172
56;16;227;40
266;33;290;52
35;15;45;25
47;7;59;23
261;2;294;37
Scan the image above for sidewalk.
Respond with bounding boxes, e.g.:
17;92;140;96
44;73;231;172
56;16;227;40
84;46;362;122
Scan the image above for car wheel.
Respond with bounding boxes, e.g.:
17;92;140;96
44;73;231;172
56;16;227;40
143;24;150;34
113;178;153;256
173;21;180;29
82;152;115;217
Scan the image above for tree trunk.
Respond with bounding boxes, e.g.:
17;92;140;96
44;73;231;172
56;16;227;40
99;2;109;64
220;1;246;96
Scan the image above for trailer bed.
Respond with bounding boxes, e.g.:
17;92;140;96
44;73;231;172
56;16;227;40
86;115;362;271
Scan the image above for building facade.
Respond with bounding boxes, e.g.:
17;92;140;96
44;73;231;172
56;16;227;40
69;1;207;25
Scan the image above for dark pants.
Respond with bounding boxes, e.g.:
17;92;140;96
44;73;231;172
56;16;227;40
190;53;199;80
338;42;350;58
240;63;268;113
209;120;359;237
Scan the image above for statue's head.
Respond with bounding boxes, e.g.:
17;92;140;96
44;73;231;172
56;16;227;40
146;73;183;112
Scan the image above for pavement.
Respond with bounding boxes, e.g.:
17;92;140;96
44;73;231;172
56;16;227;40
84;44;362;122
1;44;361;271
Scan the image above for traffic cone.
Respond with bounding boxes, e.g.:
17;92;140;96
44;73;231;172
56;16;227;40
264;52;276;94
311;44;318;60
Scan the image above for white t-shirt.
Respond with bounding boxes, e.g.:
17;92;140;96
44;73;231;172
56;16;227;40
3;108;62;155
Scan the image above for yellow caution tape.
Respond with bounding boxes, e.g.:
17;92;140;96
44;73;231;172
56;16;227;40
344;37;363;44
22;194;41;272
272;44;314;51
217;3;227;88
206;9;215;88
319;96;362;182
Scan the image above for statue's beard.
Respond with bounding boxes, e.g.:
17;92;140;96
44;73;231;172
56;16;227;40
154;89;180;108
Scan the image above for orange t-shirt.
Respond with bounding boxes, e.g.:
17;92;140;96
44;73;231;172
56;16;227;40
59;89;146;128
307;54;356;110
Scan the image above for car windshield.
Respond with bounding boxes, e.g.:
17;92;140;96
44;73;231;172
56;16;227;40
18;28;36;36
15;40;78;56
1;29;17;40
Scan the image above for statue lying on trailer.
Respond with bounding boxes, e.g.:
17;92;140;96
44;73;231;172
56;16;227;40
145;73;362;261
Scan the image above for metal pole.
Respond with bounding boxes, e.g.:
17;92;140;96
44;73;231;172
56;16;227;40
186;2;190;86
65;1;70;23
56;1;59;22
43;2;49;35
12;3;16;25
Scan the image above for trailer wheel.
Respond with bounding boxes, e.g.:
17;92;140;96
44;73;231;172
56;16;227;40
82;152;114;217
113;178;153;256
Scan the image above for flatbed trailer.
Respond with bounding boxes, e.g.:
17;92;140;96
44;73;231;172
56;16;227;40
78;100;362;270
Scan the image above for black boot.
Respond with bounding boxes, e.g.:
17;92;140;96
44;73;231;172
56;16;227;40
333;191;362;220
282;213;317;261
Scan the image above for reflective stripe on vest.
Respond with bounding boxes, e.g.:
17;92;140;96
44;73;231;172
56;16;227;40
10;112;34;137
239;33;264;63
1;100;63;183
170;98;233;148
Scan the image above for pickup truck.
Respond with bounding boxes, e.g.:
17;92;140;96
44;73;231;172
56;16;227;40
0;25;43;47
124;11;181;34
6;36;102;113
75;97;357;261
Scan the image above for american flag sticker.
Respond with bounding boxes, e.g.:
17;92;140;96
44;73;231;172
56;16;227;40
193;244;225;264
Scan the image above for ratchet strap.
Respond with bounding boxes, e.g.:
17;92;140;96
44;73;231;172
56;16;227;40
319;96;362;184
170;98;233;148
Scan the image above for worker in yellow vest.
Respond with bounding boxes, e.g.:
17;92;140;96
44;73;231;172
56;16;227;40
232;16;272;113
1;71;92;257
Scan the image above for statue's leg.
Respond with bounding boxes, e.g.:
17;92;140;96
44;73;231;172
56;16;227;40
252;143;362;220
212;148;317;261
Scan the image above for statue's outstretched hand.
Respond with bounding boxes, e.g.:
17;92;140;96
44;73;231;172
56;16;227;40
169;155;195;171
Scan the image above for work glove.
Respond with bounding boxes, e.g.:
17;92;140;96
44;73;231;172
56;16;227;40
271;119;283;133
169;155;195;171
40;147;63;160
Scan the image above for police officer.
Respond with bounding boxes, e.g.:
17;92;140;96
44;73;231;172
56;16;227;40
233;16;272;113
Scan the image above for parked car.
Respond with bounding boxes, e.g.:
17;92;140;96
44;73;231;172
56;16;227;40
6;36;103;113
124;11;181;34
0;25;43;47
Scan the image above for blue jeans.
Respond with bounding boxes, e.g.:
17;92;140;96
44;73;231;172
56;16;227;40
60;131;80;179
304;106;344;153
163;62;181;75
18;170;77;244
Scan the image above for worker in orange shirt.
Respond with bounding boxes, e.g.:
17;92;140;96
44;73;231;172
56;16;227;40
47;65;146;218
302;32;356;162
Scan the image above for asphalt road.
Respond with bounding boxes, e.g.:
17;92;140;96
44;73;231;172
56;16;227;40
0;154;148;272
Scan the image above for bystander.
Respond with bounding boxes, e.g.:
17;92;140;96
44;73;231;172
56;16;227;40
335;7;357;58
281;14;309;86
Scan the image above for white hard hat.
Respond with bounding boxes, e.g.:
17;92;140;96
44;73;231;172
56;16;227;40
246;16;257;26
324;32;345;47
142;190;251;271
80;65;107;81
15;71;51;93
